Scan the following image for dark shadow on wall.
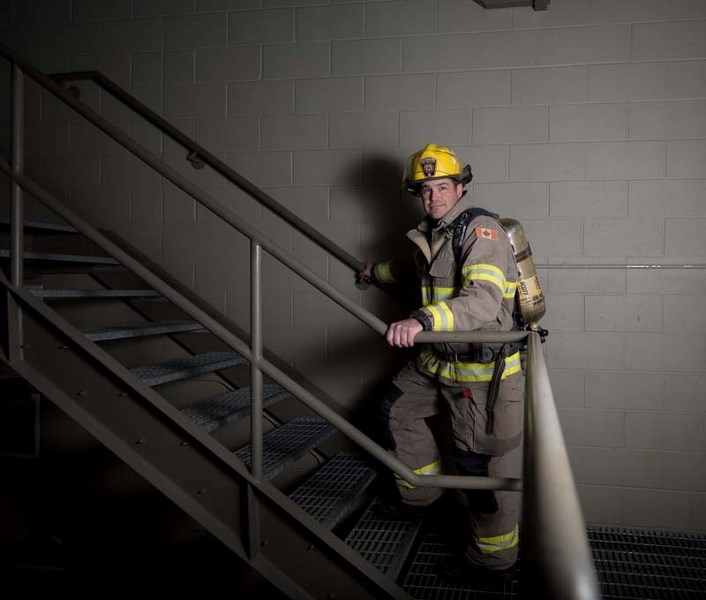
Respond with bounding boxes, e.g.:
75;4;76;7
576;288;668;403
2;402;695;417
328;151;425;426
346;151;424;263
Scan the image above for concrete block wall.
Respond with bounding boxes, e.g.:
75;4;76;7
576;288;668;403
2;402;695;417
1;0;705;532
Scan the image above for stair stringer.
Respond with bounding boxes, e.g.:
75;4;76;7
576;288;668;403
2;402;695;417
0;276;410;599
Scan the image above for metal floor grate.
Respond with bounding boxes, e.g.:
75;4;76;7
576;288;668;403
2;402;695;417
589;526;706;600
400;526;706;599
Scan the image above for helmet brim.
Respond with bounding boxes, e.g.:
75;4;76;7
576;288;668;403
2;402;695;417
404;164;473;196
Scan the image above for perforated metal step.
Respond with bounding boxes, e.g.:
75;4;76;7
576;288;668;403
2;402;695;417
30;288;161;298
344;497;423;581
85;320;205;341
130;351;247;386
234;417;336;481
289;451;378;529
182;384;292;433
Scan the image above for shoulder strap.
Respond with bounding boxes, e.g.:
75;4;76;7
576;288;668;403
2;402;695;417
450;207;499;265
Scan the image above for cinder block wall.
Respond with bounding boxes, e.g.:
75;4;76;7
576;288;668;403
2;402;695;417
1;0;705;533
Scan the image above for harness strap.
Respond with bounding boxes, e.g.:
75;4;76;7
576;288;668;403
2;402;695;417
432;342;522;364
485;343;508;435
448;207;499;269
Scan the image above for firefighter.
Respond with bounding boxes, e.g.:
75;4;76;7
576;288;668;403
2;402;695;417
359;142;524;581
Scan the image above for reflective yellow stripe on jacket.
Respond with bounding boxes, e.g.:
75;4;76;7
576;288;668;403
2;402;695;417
418;347;522;383
476;523;520;555
422;283;515;305
394;459;443;490
373;260;396;284
462;263;515;297
425;301;454;331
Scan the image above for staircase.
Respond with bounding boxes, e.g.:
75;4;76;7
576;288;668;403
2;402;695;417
3;220;706;599
0;218;480;597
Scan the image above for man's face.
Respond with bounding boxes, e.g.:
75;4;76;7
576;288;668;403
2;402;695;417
420;178;464;220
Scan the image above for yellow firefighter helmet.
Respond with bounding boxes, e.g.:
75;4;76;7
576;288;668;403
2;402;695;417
402;142;473;195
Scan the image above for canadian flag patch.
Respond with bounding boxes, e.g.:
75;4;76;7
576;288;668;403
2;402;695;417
475;226;498;241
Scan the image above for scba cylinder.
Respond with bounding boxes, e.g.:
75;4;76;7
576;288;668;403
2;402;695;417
500;217;546;331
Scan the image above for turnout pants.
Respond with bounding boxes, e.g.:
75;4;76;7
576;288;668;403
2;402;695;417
374;359;524;570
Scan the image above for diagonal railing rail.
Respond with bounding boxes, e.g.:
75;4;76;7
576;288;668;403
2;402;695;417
0;40;600;599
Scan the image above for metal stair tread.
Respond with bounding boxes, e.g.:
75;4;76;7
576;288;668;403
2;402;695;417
288;451;378;529
0;217;77;232
400;530;520;598
0;249;118;264
344;497;423;581
234;417;336;481
130;351;247;386
182;384;292;433
30;288;162;298
84;319;206;341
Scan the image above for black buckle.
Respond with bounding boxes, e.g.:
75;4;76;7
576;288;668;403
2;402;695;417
434;343;523;364
480;346;495;363
434;346;489;364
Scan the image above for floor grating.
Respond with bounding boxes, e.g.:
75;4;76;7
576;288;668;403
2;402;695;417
401;526;706;599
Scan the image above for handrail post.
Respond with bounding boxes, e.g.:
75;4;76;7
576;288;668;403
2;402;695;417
250;241;264;480
11;64;24;287
245;240;264;561
8;64;25;361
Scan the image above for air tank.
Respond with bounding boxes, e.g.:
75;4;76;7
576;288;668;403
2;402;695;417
500;217;546;331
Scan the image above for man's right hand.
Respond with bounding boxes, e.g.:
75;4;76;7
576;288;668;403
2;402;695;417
386;317;423;348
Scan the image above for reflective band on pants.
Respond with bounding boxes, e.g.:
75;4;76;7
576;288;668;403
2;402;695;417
394;459;443;490
476;522;519;555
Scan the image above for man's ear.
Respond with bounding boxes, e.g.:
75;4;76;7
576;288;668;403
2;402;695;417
456;183;464;198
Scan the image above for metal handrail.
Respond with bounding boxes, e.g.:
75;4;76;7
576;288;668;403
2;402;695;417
0;41;599;599
522;332;601;599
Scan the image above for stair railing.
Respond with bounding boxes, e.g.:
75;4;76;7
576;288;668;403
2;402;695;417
0;41;600;600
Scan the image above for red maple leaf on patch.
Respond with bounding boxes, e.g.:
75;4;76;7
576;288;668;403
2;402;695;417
475;227;498;241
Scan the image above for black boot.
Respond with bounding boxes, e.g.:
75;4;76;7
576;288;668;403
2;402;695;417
438;554;518;584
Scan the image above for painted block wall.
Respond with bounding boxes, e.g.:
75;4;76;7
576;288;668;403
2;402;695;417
1;0;705;533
